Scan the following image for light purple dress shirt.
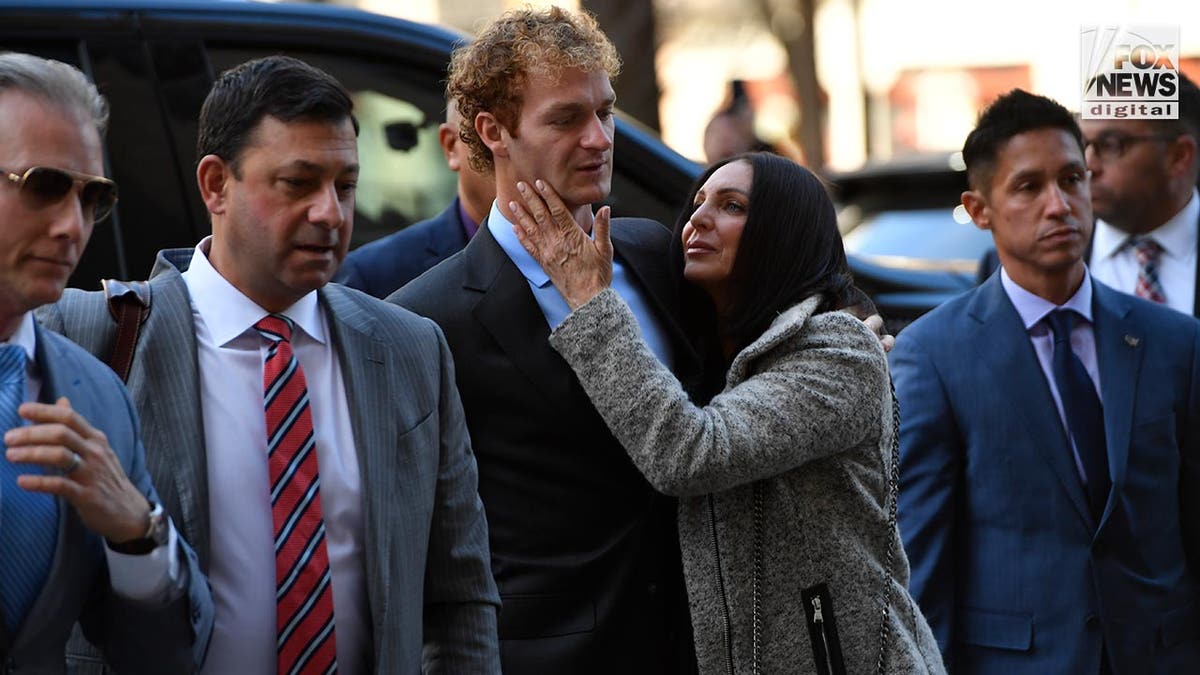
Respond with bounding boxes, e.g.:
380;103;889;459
1000;268;1103;484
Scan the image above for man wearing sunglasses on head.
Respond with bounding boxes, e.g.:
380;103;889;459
0;52;212;671
1080;72;1200;317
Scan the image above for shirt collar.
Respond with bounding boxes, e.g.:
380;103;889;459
2;312;37;364
487;200;551;288
181;236;326;347
1001;266;1094;330
1093;187;1199;261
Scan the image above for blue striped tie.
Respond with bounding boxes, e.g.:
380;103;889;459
0;343;58;633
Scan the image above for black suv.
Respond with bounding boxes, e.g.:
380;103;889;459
0;0;957;328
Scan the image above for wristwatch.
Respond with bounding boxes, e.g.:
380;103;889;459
108;501;169;555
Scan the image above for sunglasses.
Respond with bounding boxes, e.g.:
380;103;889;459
2;165;118;223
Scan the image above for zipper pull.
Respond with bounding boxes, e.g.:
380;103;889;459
812;596;824;622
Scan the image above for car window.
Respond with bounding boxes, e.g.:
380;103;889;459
206;46;456;250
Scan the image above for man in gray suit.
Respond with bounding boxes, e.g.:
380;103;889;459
38;56;499;672
0;52;212;671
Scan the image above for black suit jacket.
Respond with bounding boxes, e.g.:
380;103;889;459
976;211;1200;316
337;198;469;299
390;219;701;674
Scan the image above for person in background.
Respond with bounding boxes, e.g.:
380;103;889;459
336;97;496;298
0;51;211;672
507;150;944;674
894;89;1200;674
1082;71;1200;315
703;80;778;164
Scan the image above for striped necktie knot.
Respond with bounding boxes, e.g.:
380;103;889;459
0;344;23;389
256;314;296;344
1125;236;1166;304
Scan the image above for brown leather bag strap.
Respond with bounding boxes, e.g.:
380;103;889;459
101;279;151;382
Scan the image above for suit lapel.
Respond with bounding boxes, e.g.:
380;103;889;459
465;224;578;410
967;276;1095;530
320;286;390;625
133;252;212;567
1091;281;1142;531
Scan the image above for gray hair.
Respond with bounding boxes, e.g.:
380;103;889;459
0;52;108;135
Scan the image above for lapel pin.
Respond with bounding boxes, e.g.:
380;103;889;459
1124;335;1140;347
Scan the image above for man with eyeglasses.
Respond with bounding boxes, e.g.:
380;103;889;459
1082;72;1200;317
978;74;1200;309
0;52;212;671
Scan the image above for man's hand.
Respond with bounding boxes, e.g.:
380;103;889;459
864;314;895;353
4;397;149;544
509;179;613;310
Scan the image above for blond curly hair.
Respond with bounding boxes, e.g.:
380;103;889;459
447;5;621;173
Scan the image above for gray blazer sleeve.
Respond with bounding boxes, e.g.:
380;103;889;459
548;288;886;497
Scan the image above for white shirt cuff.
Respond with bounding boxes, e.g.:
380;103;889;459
105;519;188;603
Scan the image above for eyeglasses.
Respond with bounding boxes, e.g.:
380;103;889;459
1082;133;1180;162
1;165;118;223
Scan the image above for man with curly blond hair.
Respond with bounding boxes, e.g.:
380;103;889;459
391;6;701;673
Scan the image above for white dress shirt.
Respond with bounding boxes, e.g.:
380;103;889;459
1001;269;1103;484
1090;188;1198;315
183;241;368;674
5;312;184;602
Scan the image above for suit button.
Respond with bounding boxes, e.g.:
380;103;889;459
1086;614;1100;629
647;583;658;596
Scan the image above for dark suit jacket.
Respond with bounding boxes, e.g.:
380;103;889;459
38;249;500;673
337;198;469;299
975;211;1200;316
0;324;212;673
390;220;701;674
891;274;1200;674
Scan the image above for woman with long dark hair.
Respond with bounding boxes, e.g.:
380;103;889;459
510;152;944;674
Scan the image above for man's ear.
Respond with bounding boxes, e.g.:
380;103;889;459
962;190;991;232
438;122;458;168
197;154;231;215
1166;133;1197;182
475;111;508;160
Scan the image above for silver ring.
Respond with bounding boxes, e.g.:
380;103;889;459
66;451;82;474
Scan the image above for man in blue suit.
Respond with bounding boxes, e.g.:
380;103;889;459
336;98;495;298
892;89;1200;674
0;52;211;671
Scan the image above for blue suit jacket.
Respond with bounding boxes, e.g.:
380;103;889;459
0;323;212;673
891;273;1200;674
337;198;469;299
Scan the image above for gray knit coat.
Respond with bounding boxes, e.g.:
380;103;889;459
549;288;945;675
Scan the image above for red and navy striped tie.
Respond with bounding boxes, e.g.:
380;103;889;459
255;315;337;675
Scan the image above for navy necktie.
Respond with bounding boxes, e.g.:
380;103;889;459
1045;310;1111;521
0;343;58;633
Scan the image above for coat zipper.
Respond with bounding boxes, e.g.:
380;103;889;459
708;494;736;675
802;583;846;675
812;596;835;675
